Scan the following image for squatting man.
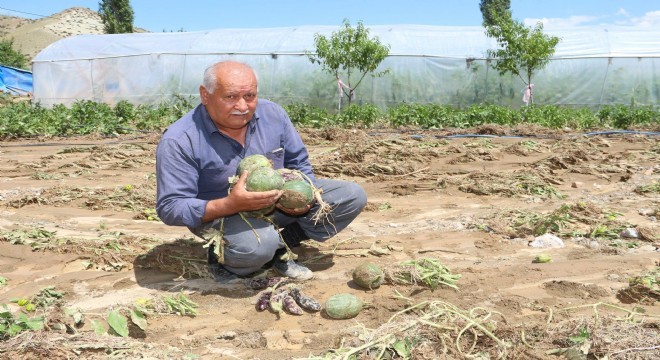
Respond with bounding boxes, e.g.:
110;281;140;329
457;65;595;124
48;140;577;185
155;60;366;281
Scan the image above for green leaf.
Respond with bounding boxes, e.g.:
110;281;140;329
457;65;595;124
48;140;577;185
568;326;590;345
0;276;7;287
106;310;129;337
65;308;85;326
8;323;23;336
392;339;410;358
24;316;45;330
91;319;107;336
129;308;147;331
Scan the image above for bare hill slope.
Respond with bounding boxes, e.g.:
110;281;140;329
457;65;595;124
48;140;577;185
0;7;133;63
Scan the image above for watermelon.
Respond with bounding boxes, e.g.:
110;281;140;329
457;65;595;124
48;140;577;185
279;180;314;209
352;262;384;289
277;168;304;182
245;167;284;192
324;293;363;319
237;154;271;176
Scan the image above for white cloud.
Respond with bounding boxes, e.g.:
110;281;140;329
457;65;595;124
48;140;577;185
629;10;660;27
524;15;597;28
615;8;629;17
524;9;660;28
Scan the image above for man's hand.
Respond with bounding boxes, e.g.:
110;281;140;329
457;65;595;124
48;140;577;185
203;171;283;222
228;171;283;212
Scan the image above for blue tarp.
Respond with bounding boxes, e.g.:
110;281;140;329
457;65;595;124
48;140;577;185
0;65;33;96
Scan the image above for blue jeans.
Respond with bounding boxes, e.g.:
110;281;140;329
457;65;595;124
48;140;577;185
192;179;367;275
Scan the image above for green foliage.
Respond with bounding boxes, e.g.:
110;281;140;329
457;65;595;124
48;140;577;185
129;308;148;331
0;97;187;138
0;99;657;139
597;104;659;128
391;336;422;358
92;302;149;337
0;286;62;339
161;292;198;316
0;305;44;339
526;204;575;236
307;19;390;109
634;182;660;194
388;103;458;128
1;227;56;247
482;5;560;104
69;100;127;135
568;326;591;345
515;175;564;199
480;0;511;27
590;224;624;240
113;100;135;121
0;39;29;70
285;103;333;128
26;286;64;309
98;0;134;34
628;267;659;289
521;105;599;129
462;103;522;126
107;309;129;337
393;257;462;290
91;319;107;335
336;103;383;127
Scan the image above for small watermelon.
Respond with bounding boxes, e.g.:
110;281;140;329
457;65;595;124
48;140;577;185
237;154;271;176
279;180;314;209
245;167;284;192
277;168;304;182
324;293;363;319
352;262;384;289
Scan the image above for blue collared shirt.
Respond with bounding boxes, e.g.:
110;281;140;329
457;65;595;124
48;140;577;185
155;99;315;228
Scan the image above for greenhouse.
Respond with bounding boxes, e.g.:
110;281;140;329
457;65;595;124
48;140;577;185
31;24;660;109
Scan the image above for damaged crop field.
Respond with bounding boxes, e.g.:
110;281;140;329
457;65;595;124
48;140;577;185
0;125;659;359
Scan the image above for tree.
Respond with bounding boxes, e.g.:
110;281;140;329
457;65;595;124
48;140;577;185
479;0;511;27
306;19;390;111
98;0;134;34
0;39;29;70
480;1;559;105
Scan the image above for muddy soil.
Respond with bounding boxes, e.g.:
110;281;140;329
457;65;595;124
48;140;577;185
0;127;658;359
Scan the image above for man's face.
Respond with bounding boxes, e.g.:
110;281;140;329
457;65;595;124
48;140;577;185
200;66;258;131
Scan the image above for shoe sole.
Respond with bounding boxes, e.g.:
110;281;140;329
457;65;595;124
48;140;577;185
273;268;315;281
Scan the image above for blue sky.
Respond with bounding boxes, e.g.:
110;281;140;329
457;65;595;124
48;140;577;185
1;0;658;31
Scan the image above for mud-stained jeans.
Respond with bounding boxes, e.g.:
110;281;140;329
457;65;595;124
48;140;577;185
191;179;367;276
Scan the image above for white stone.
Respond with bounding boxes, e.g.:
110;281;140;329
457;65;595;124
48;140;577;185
619;228;639;239
529;233;565;248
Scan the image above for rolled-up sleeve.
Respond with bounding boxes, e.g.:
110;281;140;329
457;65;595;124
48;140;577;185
156;137;207;228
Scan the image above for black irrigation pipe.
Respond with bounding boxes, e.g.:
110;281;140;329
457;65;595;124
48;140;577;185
403;130;660;140
368;129;559;140
582;130;660;137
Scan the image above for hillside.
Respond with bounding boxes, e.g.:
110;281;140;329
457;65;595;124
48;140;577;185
0;7;141;64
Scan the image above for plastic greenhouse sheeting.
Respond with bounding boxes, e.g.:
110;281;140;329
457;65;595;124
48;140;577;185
31;25;660;108
0;65;33;96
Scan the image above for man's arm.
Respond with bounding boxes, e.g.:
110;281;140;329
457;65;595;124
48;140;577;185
156;137;208;228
